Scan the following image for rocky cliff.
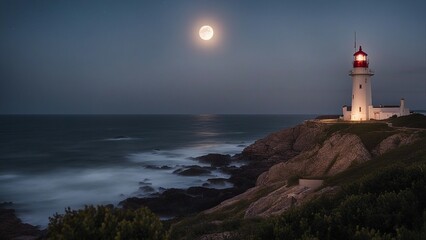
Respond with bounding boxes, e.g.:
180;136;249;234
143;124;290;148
205;120;421;219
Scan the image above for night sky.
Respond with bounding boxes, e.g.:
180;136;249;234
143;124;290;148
1;0;425;114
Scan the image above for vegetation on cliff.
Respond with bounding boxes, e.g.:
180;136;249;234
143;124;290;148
47;205;167;240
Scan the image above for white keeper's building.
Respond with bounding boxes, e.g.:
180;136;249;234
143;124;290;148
342;46;410;121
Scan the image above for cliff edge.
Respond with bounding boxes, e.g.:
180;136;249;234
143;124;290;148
205;119;421;218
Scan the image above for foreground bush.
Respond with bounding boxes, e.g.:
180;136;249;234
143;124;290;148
47;205;168;240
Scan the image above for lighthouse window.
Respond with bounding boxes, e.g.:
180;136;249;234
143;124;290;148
352;95;354;99
365;78;367;83
359;84;362;89
359;107;362;112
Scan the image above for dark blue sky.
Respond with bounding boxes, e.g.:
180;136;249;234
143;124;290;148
1;0;425;114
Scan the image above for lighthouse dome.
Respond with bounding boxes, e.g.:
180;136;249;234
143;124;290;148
353;46;369;68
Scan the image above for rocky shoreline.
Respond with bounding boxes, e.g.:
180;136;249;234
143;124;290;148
0;149;275;238
119;152;275;217
119;121;327;217
0;203;43;240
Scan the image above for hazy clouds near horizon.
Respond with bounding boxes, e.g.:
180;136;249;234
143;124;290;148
1;0;425;114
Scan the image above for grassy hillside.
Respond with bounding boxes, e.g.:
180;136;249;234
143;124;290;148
170;115;426;239
388;113;426;129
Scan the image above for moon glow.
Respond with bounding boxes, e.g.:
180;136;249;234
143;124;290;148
199;25;214;40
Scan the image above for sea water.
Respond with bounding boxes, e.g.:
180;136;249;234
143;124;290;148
0;114;314;227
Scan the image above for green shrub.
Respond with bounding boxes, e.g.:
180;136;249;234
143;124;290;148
389;114;426;129
47;205;168;240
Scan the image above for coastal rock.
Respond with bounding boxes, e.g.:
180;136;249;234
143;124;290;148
372;132;419;156
139;186;156;193
205;131;372;217
244;185;340;218
242;121;326;163
195;154;232;167
257;133;371;185
0;206;41;240
207;178;228;186
204;185;275;214
174;166;212;176
244;185;302;218
120;187;237;216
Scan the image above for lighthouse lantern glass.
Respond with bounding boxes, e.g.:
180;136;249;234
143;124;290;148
356;54;365;61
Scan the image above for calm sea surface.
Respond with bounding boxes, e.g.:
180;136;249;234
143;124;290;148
0;114;314;226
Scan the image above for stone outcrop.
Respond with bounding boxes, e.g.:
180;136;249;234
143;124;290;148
242;121;326;163
257;133;371;185
121;187;238;217
205;121;422;219
195;154;232;167
173;166;212;176
372;132;419;156
0;205;42;240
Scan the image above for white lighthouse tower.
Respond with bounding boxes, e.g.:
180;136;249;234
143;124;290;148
342;45;410;121
349;46;374;121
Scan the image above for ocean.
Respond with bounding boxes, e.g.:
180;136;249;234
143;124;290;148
0;114;314;227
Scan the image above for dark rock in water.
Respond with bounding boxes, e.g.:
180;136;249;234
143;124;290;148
195;154;232;167
139;186;156;193
174;166;211;176
0;206;42;240
121;131;297;220
119;136;281;220
228;162;271;190
145;165;172;170
207;178;228;186
219;165;239;174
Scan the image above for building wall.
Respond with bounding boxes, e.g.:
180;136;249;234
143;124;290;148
344;105;410;121
342;106;351;121
368;106;410;120
350;68;373;121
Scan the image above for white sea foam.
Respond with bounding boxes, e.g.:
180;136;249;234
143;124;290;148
0;174;20;180
0;167;142;227
103;137;139;141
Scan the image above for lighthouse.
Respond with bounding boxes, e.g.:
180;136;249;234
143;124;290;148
349;46;374;121
342;45;410;121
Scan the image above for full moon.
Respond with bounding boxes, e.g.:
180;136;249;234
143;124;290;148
199;25;214;41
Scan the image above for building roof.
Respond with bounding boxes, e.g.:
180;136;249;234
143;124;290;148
353;46;368;56
373;105;400;108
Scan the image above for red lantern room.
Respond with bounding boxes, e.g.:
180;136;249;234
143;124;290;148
353;46;369;68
